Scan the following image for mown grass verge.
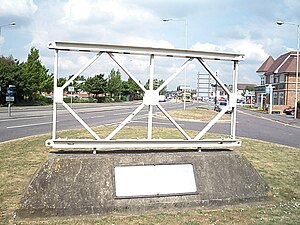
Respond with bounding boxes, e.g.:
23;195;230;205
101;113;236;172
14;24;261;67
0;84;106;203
157;107;231;122
0;125;299;225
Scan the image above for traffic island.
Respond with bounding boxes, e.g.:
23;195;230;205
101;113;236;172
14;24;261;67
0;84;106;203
15;150;272;219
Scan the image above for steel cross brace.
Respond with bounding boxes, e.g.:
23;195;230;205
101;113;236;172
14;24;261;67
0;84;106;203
46;41;244;149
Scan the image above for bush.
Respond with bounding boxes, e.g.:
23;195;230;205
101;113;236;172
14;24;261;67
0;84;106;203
63;97;97;103
14;94;52;106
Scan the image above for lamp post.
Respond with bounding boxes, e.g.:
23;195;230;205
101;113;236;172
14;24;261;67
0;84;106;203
163;18;188;110
1;22;16;116
0;22;16;50
277;21;299;119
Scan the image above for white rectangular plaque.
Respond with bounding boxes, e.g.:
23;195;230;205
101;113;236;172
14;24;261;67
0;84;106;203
114;164;197;198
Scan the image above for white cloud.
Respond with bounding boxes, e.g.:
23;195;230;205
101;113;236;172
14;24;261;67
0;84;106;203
0;0;37;18
284;0;300;8
226;39;268;61
192;39;268;62
124;37;174;48
61;0;156;27
191;42;226;52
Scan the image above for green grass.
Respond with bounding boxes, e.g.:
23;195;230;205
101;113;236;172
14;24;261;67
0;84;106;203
0;125;299;225
159;107;231;121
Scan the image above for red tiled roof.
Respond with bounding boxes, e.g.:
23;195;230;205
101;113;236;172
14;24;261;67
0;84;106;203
256;56;274;73
278;53;300;73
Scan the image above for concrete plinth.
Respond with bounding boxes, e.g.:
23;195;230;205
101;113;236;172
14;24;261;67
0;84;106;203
15;150;271;219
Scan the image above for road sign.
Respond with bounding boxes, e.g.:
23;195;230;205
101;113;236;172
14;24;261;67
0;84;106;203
7;88;14;97
6;96;15;102
68;86;74;92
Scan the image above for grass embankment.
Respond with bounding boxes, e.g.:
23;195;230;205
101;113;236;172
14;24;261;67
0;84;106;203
0;107;299;224
157;107;231;121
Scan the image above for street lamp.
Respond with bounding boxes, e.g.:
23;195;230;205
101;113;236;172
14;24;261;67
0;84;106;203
0;21;16;51
0;21;16;39
163;18;188;110
277;21;299;119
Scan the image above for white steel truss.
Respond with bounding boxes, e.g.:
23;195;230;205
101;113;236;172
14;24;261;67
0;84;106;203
46;41;245;149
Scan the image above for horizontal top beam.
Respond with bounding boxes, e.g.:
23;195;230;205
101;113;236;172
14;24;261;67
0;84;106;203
48;41;245;61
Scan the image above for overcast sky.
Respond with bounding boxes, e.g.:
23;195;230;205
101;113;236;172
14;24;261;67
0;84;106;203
1;0;300;90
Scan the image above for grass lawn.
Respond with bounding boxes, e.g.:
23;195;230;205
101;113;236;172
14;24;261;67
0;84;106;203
156;107;231;122
0;107;299;224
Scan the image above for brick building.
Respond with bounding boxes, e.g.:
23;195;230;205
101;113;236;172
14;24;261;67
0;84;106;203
256;52;300;113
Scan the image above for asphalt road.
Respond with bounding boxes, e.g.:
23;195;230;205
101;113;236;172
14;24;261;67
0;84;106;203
0;101;299;148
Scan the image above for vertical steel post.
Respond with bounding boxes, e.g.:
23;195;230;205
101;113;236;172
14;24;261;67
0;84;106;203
269;84;273;114
147;54;154;139
295;24;299;119
231;61;238;139
8;102;11;117
52;50;58;139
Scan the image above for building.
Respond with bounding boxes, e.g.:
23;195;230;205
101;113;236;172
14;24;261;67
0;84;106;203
256;52;300;113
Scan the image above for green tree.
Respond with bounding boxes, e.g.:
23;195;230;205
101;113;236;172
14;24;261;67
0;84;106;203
126;77;142;100
107;69;122;98
144;79;167;95
57;77;67;87
20;47;52;101
84;74;106;97
73;75;86;92
0;56;21;104
242;85;255;96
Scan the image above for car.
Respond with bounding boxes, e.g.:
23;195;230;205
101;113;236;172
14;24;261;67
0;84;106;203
283;107;295;115
158;95;166;102
214;101;232;114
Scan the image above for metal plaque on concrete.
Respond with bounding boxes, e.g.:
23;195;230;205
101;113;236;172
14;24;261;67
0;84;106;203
114;164;197;198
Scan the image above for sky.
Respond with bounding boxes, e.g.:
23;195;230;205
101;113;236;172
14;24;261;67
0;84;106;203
1;0;300;90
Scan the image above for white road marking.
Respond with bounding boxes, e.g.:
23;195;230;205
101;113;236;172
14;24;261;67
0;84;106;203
7;121;54;129
90;115;105;119
113;112;133;116
0;115;50;122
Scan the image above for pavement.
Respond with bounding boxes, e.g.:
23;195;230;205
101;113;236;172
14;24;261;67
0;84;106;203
237;107;300;128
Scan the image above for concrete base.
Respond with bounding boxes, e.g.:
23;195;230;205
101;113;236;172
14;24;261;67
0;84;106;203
15;150;271;219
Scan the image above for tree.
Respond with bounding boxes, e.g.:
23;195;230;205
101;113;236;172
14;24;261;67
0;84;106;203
73;75;86;92
107;69;122;98
84;74;107;97
144;79;167;95
20;47;52;101
126;77;142;100
57;77;67;87
242;85;255;96
0;56;21;104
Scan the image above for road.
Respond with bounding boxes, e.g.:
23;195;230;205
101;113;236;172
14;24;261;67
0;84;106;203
0;101;299;148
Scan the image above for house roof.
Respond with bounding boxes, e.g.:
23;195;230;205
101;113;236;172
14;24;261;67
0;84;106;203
279;53;300;73
256;56;274;73
265;51;300;75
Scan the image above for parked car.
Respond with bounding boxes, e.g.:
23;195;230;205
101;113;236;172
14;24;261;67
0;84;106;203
158;95;166;102
214;101;232;114
283;107;295;115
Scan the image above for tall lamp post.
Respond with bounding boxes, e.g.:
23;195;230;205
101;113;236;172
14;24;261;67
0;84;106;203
163;18;188;110
277;21;299;119
0;21;16;117
0;22;16;50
